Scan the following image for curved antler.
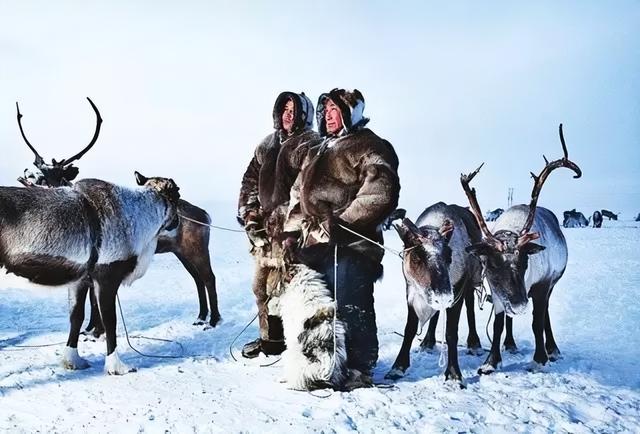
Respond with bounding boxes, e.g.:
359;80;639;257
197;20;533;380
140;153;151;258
519;123;582;237
460;163;501;248
16;102;45;167
60;97;103;165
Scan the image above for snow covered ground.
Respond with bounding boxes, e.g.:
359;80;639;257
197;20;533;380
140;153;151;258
1;208;639;433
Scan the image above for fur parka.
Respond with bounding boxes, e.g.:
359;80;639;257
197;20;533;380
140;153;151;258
285;90;400;264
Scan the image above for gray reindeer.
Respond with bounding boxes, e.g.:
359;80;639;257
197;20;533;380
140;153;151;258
385;202;483;385
0;175;180;374
15;99;220;332
461;124;581;374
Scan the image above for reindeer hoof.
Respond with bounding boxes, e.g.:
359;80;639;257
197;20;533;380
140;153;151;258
444;370;465;385
62;346;90;370
193;318;206;326
208;316;222;328
478;362;500;375
105;352;137;375
526;361;546;373
384;368;405;380
547;349;562;362
503;343;518;354
467;346;484;356
444;374;467;389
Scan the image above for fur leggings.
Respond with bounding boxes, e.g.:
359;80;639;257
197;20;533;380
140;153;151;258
297;244;381;374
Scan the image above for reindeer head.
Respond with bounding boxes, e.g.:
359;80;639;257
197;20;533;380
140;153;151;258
134;171;181;204
16;98;102;187
461;124;581;316
466;230;545;315
134;171;181;232
395;217;455;310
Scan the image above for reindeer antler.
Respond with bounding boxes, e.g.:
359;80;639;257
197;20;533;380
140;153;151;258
59;97;103;165
16;102;45;167
460;163;502;248
519;123;582;237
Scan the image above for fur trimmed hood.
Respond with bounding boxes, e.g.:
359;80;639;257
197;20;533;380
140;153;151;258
316;88;370;137
273;91;315;134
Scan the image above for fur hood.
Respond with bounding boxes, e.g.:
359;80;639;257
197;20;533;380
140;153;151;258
273;91;315;134
316;88;370;137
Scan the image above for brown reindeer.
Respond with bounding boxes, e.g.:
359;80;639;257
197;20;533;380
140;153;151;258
15;98;220;332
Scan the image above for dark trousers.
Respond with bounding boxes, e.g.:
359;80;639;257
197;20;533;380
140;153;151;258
298;244;380;374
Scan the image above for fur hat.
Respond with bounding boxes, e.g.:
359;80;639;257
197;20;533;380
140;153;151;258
316;88;369;137
273;91;315;133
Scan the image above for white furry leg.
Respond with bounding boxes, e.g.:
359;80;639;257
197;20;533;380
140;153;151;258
62;346;90;370
104;350;136;375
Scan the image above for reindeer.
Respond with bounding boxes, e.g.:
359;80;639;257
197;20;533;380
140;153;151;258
485;208;504;222
562;209;588;228
461;124;581;374
592;210;603;228
0;175;180;374
385;202;483;385
601;209;619;221
15;99;220;331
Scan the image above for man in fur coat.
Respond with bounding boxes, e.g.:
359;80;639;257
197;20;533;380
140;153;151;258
238;91;321;358
283;88;400;388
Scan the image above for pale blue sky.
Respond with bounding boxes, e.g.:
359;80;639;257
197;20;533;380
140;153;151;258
1;1;638;219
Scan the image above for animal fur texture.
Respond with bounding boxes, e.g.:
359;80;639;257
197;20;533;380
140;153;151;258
279;264;347;390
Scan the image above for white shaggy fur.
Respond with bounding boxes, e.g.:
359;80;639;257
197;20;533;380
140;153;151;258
97;185;167;265
105;350;136;375
279;265;347;390
62;346;90;370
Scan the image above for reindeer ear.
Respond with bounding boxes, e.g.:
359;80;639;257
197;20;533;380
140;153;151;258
134;171;148;186
466;242;494;257
393;222;417;246
382;208;406;231
521;242;545;255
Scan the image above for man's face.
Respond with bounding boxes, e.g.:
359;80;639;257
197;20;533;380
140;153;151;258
282;99;295;133
324;99;343;135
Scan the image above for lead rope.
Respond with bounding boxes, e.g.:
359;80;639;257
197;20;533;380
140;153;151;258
177;213;264;234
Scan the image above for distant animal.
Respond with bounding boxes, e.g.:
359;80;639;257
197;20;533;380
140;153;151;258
0;176;180;374
385;203;483;385
601;209;619;221
485;208;504;222
592;210;603;228
461;124;581;374
636;213;640;222
15;99;220;332
562;209;588;228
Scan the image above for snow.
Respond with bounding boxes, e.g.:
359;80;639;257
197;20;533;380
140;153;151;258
1;211;639;433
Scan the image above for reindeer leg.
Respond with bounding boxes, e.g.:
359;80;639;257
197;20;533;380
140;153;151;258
464;283;483;355
544;286;561;361
478;311;504;375
529;285;549;370
176;253;208;325
63;279;91;370
503;315;518;353
191;249;220;328
444;287;465;385
83;280;105;339
95;279;135;375
385;304;419;380
419;311;439;351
